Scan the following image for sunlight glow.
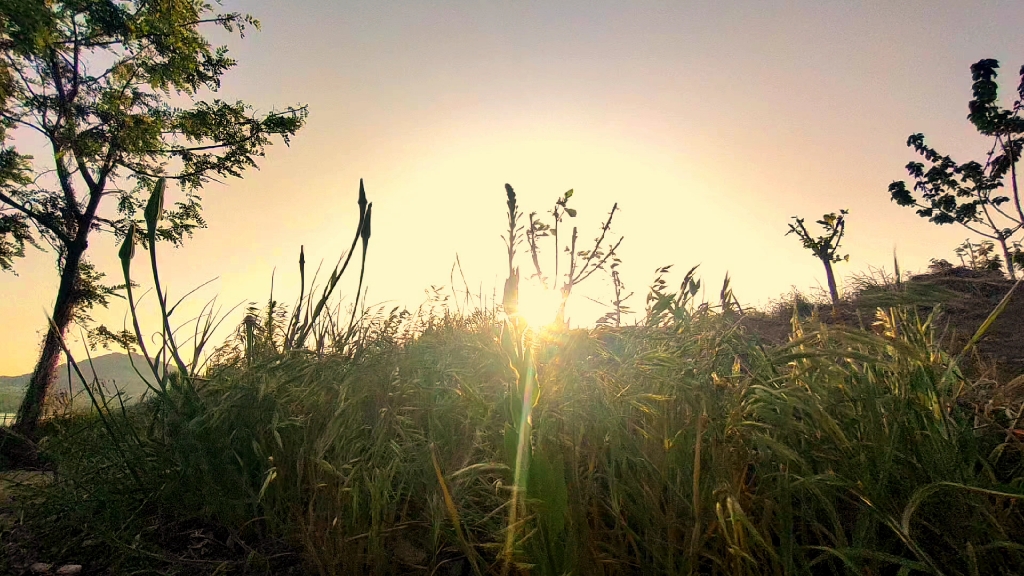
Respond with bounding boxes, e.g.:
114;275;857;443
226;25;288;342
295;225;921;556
516;281;562;329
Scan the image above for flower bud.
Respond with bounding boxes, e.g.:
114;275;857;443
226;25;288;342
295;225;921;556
358;179;367;220
118;223;136;263
361;203;372;244
144;178;166;238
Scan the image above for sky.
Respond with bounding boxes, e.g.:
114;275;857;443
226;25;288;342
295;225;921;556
3;0;1024;376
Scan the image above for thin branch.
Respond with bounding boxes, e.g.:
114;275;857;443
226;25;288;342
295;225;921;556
53;16;246;48
0;112;50;139
575;237;625;285
124;165;221;184
565;226;578;289
5;53;42;103
1002;133;1024;225
0;191;72;244
81;42;152;87
142;135;257;154
572;203;618;283
979;196;1006;240
987;191;1022;225
526;213;547;287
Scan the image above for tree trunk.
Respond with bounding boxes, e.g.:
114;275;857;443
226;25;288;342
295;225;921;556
997;236;1017;280
822;258;839;306
11;242;85;438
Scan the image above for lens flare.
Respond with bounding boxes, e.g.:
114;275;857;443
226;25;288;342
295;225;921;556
516;281;561;329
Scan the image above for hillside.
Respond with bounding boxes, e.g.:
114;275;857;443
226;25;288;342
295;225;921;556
0;353;154;410
742;266;1024;382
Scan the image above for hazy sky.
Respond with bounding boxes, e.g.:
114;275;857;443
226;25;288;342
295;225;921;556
3;0;1024;375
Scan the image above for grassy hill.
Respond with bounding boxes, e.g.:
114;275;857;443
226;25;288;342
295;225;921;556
741;266;1024;381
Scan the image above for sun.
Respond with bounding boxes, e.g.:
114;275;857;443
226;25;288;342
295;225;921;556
516;281;562;329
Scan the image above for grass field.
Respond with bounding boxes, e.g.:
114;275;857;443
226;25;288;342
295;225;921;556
3;278;1023;575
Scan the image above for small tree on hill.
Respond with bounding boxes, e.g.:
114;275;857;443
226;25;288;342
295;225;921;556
888;59;1024;279
787;210;849;305
955;238;1004;272
0;1;307;438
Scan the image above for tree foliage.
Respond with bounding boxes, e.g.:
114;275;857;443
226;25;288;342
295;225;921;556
787;211;849;263
0;0;306;261
787;210;848;305
888;59;1024;278
0;0;307;437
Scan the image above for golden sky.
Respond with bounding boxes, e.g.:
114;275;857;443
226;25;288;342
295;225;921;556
3;0;1024;375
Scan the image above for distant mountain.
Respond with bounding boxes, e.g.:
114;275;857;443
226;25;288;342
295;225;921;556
0;352;156;402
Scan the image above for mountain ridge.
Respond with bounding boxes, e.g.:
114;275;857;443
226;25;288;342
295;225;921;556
0;352;154;402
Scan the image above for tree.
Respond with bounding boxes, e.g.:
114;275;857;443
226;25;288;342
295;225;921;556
888;59;1024;279
954;238;1005;272
0;0;307;438
787;210;849;305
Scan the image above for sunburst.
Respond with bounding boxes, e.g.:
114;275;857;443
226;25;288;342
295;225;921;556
515;280;562;329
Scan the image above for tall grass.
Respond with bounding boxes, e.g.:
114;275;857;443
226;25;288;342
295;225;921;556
13;283;1024;574
6;182;1024;575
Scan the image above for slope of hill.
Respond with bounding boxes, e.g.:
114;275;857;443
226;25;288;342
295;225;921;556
0;353;154;410
741;267;1024;382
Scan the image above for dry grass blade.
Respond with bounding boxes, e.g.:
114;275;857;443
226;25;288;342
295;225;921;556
960;277;1022;357
430;443;484;576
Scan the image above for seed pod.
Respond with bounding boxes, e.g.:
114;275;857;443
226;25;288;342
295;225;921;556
118;223;137;276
